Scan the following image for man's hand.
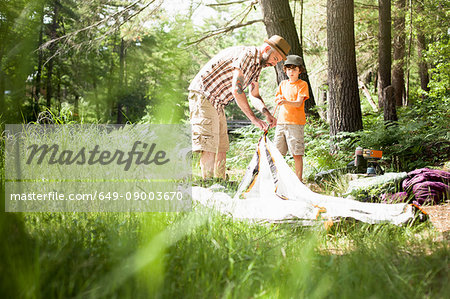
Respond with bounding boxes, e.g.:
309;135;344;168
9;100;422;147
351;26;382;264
251;118;269;131
262;107;277;128
266;113;277;128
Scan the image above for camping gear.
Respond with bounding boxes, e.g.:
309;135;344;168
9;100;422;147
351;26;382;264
353;147;384;175
363;149;383;159
194;133;415;225
366;167;376;176
402;168;450;205
360;148;384;175
354;146;367;173
379;168;449;206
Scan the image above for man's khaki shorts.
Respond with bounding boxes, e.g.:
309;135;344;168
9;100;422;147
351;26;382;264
274;124;305;156
189;92;229;153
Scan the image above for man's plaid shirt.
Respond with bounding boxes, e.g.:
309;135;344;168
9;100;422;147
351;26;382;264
189;46;263;113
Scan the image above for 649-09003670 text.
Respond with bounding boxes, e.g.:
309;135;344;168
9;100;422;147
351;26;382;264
9;191;185;201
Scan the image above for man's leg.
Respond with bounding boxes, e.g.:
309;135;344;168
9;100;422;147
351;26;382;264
215;110;229;180
293;154;303;182
200;151;216;179
215;151;227;179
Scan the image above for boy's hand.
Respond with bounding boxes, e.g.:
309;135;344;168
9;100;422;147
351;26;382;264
275;95;286;104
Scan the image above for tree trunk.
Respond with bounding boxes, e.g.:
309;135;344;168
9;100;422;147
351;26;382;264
327;0;363;135
417;33;429;92
117;37;125;124
358;79;378;112
259;0;317;115
416;1;429;93
46;59;53;108
377;0;391;109
74;94;79;120
383;85;397;122
35;19;44;117
392;0;406;106
46;0;60;109
0;57;4;117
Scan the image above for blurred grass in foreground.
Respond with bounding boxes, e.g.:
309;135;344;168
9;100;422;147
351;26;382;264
0;201;448;298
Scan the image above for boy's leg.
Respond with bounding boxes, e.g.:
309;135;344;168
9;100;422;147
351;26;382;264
274;125;288;156
285;124;305;182
293;154;303;182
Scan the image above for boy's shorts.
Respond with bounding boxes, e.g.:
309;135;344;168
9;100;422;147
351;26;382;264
274;124;305;156
189;91;229;153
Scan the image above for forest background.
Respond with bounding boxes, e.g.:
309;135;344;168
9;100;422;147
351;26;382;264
0;0;449;298
0;0;448;175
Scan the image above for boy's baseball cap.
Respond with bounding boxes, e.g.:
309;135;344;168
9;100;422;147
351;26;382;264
284;55;304;67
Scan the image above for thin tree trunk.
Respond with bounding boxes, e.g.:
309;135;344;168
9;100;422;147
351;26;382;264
0;56;4;116
35;19;44;117
358;79;378;112
46;1;60;109
416;0;429;93
117;37;125;124
378;0;397;121
392;0;406;106
57;64;61;111
377;0;391;109
300;0;303;50
327;0;363;135
74;94;79;120
383;85;397;122
405;0;413;105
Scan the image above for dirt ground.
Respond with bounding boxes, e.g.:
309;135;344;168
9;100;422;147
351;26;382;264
421;203;450;240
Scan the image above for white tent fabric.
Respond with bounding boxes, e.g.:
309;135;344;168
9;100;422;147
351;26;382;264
193;134;414;225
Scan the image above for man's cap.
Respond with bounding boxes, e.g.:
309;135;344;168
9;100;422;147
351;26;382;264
264;35;291;60
284;55;304;67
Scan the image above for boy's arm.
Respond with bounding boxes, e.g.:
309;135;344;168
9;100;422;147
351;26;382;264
249;81;277;128
279;93;307;107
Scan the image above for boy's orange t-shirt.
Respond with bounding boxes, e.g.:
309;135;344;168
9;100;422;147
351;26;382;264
276;79;309;125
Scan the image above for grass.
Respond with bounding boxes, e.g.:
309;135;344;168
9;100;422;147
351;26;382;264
1;200;449;298
1;118;449;298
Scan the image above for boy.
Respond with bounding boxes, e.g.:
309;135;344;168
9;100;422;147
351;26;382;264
274;55;309;182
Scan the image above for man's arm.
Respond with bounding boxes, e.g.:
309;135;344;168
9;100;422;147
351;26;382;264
248;81;277;128
231;69;269;131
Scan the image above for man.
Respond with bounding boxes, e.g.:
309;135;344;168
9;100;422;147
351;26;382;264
189;35;291;179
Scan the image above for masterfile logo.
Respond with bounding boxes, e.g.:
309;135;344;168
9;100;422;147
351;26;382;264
5;124;192;212
6;124;191;181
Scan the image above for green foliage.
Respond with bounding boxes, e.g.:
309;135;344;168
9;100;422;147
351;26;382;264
227;126;273;174
358;96;450;171
426;36;450;99
302;89;449;179
138;18;196;124
1;209;448;298
346;176;408;202
303;117;358;181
